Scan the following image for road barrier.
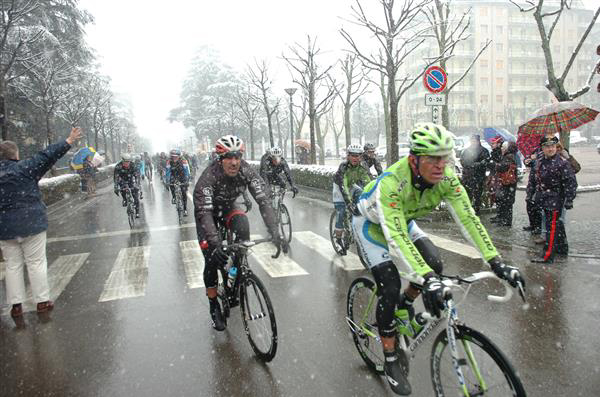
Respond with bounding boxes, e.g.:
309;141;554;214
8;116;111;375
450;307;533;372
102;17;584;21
40;164;116;205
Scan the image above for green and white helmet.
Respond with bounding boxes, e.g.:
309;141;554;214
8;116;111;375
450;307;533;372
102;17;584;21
409;122;454;156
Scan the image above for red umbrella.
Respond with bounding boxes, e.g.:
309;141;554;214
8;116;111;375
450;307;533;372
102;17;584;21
517;101;599;157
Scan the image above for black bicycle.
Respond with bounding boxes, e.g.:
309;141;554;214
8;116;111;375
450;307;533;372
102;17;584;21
270;184;294;243
217;237;281;362
172;181;185;225
329;203;355;256
122;187;135;229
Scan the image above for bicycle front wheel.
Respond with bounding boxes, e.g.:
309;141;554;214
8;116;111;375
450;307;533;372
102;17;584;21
127;206;135;229
239;272;277;362
279;204;293;243
431;325;526;397
329;210;346;255
346;277;384;374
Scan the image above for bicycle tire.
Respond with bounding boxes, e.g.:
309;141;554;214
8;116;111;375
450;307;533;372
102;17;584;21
240;272;278;362
430;324;526;397
279;204;293;243
127;205;135;229
329;210;346;255
346;277;385;374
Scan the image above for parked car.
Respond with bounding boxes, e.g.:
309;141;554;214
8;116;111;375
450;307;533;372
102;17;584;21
375;142;410;161
597;142;600;154
569;130;588;146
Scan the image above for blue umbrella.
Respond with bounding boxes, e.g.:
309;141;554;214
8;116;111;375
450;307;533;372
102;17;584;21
71;147;96;170
482;128;516;144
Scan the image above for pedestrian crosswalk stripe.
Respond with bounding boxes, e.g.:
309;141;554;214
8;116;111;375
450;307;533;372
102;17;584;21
99;246;151;302
1;253;89;316
180;240;205;288
293;231;365;271
0;260;5;281
249;235;309;278
427;234;481;259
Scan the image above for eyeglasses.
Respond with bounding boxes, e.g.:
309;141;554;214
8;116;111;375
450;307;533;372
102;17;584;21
421;155;450;165
348;153;361;158
222;151;243;160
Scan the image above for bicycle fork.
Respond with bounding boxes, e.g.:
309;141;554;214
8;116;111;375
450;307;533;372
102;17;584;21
445;300;487;397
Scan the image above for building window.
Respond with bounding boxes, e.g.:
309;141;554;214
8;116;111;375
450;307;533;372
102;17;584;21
480;8;488;16
481;77;489;85
554;45;560;54
481;95;489;104
496;60;504;69
496;77;504;87
481;24;488;34
481;59;488;67
496;26;503;35
496;94;503;103
496;113;504;123
496;43;503;52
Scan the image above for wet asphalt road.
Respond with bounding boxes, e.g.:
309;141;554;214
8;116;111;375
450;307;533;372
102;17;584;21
1;174;599;397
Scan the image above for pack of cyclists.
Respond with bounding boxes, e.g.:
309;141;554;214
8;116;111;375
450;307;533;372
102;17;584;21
113;125;525;396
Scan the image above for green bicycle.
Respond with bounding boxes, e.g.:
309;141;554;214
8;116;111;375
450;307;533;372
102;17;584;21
346;271;527;396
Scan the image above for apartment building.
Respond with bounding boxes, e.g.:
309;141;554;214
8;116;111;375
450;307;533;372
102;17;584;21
399;0;598;133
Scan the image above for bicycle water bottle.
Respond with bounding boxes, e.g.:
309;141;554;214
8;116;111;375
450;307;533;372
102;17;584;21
227;266;237;289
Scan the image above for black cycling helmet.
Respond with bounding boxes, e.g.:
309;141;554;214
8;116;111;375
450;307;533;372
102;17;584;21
364;142;376;151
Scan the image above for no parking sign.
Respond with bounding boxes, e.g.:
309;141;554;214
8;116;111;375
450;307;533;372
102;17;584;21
423;66;447;94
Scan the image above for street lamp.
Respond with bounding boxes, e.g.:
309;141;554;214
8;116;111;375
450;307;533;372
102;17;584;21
284;88;297;163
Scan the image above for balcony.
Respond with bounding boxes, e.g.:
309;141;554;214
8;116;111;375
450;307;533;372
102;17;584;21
508;51;544;59
508;86;548;93
508;35;541;42
452;85;475;93
509;17;536;25
508;69;547;76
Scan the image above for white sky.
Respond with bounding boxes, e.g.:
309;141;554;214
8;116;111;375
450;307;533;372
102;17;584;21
80;0;598;152
80;0;353;151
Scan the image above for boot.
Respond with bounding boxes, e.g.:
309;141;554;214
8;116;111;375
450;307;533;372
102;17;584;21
384;350;412;395
209;298;226;331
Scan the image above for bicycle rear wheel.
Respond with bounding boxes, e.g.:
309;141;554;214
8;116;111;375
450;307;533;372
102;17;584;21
127;205;135;229
431;325;526;397
346;277;384;374
279;204;293;243
239;272;277;362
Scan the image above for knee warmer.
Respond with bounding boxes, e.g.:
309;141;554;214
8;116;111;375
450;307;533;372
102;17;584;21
372;261;402;337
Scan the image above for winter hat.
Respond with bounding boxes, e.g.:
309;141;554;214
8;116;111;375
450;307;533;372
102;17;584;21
540;136;559;146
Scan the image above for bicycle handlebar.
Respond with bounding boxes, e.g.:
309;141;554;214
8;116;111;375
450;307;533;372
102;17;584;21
223;237;285;259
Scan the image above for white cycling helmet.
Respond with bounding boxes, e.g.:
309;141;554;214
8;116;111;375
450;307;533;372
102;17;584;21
122;153;132;161
215;135;245;157
269;147;283;157
347;144;364;155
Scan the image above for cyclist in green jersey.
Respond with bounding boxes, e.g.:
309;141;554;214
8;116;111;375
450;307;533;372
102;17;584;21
353;122;526;395
332;144;372;251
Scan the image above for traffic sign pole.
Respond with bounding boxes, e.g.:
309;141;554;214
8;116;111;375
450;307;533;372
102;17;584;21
432;106;441;124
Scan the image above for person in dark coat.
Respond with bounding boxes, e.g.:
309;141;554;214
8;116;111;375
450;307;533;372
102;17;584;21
531;136;577;264
493;141;518;226
486;136;504;215
524;149;543;238
459;134;490;215
0;127;83;319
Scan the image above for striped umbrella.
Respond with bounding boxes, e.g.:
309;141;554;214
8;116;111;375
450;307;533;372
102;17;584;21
517;101;598;157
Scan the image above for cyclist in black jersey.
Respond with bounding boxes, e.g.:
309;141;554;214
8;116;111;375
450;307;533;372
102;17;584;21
259;146;298;197
362;142;383;177
194;135;284;331
113;153;140;218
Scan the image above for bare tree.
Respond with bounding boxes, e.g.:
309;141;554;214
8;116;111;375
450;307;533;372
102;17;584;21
283;35;337;164
327;104;344;157
510;0;600;149
57;70;94;128
341;0;449;163
331;54;369;147
14;53;76;145
234;86;260;160
247;59;279;147
88;76;111;149
425;0;491;130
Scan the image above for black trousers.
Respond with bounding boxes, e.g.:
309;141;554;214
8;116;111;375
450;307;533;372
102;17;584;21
170;183;188;210
542;208;568;260
526;199;542;233
496;185;516;226
464;177;485;214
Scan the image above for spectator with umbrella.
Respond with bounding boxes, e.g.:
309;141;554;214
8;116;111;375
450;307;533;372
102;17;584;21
493;141;518;227
531;136;577;264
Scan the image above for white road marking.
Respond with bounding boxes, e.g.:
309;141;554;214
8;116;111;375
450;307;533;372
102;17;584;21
293;231;365;271
0;260;4;281
47;223;195;244
249;234;309;278
99;246;151;302
1;253;89;315
180;240;205;288
427;234;482;259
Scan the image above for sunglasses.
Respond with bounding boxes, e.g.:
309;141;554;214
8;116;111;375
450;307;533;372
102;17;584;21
222;151;243;160
348;153;361;158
